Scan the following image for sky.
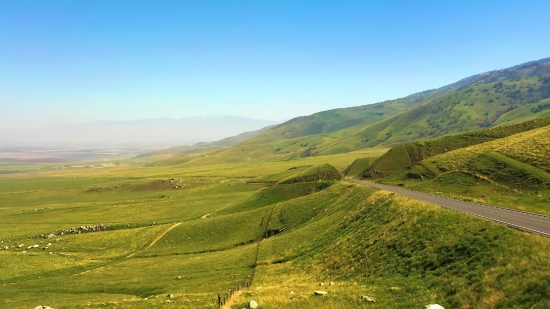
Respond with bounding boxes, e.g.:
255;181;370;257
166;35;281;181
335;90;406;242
2;0;550;132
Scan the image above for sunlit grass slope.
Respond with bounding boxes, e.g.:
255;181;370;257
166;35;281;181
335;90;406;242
2;120;550;309
361;116;550;179
378;124;550;214
231;187;550;309
150;59;550;166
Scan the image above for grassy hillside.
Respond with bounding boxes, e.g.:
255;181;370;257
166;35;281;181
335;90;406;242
232;188;550;309
343;59;550;148
152;58;550;166
136;125;276;158
279;164;342;184
378;124;550;214
1;146;550;308
343;157;372;176
360;116;550;179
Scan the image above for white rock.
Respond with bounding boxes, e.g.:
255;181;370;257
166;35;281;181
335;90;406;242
424;305;445;309
314;291;328;296
288;290;295;294
249;300;258;308
360;295;376;302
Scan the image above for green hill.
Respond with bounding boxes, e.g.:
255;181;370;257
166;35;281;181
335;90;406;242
2;140;550;308
359;116;550;179
154;58;550;166
340;58;550;148
377;123;550;214
136;125;276;159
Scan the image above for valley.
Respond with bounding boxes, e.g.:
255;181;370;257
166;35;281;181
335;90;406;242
2;59;550;309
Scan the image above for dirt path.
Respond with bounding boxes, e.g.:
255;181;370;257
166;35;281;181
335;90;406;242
126;222;182;258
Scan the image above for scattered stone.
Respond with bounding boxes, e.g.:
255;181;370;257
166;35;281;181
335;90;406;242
314;291;328;296
360;295;376;303
329;281;335;286
175;276;182;280
249;300;258;308
17;244;24;248
288;290;295;294
318;282;324;286
166;293;174;299
424;305;444;309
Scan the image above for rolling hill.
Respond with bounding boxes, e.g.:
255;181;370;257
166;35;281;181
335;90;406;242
357;116;550;179
359;118;550;214
2;155;550;308
155;57;550;166
136;125;276;158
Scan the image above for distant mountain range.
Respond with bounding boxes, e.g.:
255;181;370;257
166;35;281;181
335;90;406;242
2;116;280;147
154;57;550;165
136;125;276;158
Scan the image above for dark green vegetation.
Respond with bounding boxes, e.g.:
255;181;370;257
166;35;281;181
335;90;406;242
279;164;342;184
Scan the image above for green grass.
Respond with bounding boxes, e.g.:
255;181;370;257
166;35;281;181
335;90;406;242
342;157;371;176
377;124;550;214
2;147;550;309
3;60;550;308
233;188;550;309
279;164;342;184
359;116;550;179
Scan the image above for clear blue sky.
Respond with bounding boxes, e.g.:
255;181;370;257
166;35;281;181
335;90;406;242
2;0;550;130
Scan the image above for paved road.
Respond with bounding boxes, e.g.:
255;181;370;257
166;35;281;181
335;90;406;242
348;179;550;237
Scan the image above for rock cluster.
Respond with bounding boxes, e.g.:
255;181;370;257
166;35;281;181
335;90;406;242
30;224;107;239
159;178;185;189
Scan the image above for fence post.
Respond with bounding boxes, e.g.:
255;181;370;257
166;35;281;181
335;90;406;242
218;294;221;308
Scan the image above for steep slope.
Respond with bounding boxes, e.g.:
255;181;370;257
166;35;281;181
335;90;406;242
359;116;550;178
344;58;550;148
376;124;550;214
154;57;550;165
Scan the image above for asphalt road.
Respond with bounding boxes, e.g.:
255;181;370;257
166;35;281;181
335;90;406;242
348;179;550;237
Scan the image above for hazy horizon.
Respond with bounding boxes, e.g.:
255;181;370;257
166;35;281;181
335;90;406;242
3;1;550;132
0;115;280;148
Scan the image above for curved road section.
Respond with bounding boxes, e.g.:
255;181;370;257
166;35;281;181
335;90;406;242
349;179;550;237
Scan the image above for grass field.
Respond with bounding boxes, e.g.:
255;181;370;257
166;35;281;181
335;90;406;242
1;141;550;308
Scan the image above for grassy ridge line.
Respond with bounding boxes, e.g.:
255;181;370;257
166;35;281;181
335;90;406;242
279;164;343;184
145;59;550;165
361;116;550;179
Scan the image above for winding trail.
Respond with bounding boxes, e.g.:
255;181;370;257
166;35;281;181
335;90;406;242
81;222;182;274
127;222;182;258
349;179;550;237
